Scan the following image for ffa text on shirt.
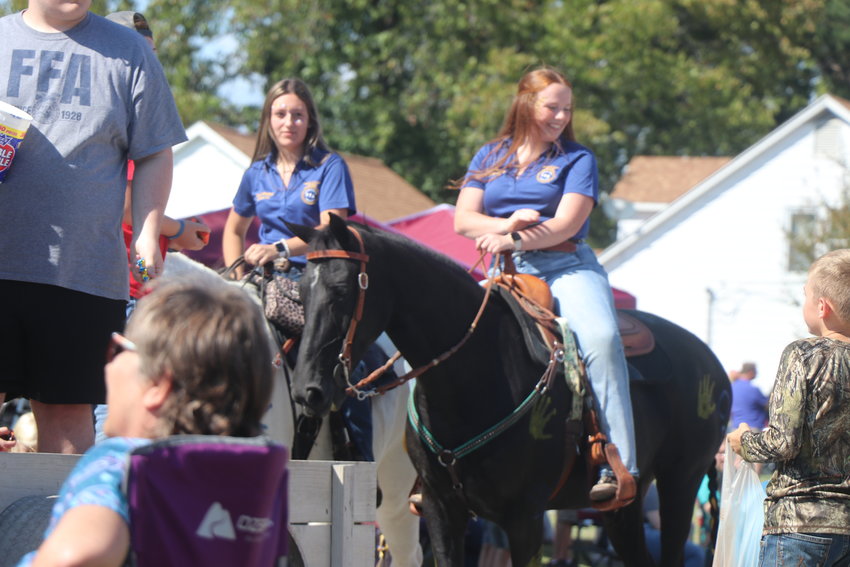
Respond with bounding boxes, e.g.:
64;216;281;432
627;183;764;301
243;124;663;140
7;50;92;110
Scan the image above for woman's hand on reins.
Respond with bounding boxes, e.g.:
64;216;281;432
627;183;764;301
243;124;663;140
244;243;279;268
475;232;513;254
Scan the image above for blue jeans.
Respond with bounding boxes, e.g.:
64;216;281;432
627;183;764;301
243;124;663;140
760;533;850;567
276;264;304;281
644;525;705;567
514;243;637;476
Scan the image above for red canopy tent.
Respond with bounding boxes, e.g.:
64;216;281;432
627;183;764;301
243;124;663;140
181;209;260;270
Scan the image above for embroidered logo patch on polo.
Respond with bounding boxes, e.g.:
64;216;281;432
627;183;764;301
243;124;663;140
256;191;274;202
301;181;320;205
536;166;560;183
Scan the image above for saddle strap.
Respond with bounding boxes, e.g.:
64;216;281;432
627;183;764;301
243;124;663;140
542;398;638;510
584;406;637;512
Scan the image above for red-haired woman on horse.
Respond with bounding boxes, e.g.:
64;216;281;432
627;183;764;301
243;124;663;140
454;66;637;501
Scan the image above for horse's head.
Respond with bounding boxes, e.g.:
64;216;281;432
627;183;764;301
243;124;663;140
289;214;385;417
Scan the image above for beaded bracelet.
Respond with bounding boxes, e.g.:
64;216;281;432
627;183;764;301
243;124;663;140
136;258;150;282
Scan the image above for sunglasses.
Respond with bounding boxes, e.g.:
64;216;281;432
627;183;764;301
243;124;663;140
106;332;138;363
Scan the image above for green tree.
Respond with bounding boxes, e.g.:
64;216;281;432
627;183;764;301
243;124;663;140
229;0;545;202
807;0;850;100
1;0;122;15
4;0;847;247
132;0;246;127
225;0;826;244
0;0;26;12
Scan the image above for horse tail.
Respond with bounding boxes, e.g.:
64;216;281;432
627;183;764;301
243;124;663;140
704;463;720;564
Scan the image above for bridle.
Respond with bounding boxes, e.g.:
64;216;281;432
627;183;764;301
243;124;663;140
304;226;370;397
305;225;494;400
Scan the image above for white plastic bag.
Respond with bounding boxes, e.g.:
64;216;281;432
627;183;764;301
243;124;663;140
712;441;766;567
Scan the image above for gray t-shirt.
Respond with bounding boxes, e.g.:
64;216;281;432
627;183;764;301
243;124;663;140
0;12;186;300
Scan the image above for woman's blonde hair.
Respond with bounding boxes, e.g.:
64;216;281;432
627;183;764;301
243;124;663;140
460;66;575;187
126;274;273;438
253;78;329;167
809;249;850;324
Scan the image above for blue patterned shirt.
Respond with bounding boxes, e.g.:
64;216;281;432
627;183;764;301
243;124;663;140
16;437;151;566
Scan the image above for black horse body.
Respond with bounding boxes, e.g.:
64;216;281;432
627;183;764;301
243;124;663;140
291;216;731;567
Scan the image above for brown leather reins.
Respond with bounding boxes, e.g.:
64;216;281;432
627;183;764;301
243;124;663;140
304;226;496;399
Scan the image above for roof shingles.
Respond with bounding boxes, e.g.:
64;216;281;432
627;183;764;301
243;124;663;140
610;156;731;204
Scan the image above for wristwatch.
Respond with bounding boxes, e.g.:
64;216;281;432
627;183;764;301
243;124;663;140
510;231;522;251
275;239;290;258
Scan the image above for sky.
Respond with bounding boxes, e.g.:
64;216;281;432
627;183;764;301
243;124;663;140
202;34;265;107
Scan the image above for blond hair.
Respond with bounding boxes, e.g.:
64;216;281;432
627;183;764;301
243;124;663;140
126;274;273;438
809;249;850;324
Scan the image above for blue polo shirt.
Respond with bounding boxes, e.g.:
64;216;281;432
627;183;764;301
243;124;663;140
232;148;356;263
462;139;598;240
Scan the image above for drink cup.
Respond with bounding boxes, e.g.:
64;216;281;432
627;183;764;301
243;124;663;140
0;101;34;184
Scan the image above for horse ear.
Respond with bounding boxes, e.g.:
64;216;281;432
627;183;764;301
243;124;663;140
327;213;351;245
286;221;317;243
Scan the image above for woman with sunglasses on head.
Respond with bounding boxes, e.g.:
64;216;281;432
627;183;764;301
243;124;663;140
16;275;273;567
222;78;356;281
454;66;637;503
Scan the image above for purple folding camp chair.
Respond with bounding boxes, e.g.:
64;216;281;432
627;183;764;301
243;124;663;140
123;435;289;567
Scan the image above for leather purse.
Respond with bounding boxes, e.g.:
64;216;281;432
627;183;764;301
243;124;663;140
224;256;305;337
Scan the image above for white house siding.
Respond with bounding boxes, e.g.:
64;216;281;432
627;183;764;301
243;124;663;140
601;102;850;396
166;124;251;219
615;203;662;239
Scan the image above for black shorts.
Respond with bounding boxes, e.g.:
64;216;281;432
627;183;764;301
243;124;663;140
0;280;126;404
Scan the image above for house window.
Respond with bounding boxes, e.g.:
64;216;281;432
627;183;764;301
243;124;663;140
788;211;817;272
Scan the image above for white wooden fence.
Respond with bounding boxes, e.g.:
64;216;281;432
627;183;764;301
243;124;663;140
0;453;376;567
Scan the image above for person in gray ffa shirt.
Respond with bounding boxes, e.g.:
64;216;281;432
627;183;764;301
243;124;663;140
0;0;186;454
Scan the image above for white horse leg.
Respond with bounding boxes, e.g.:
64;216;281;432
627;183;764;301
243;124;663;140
261;361;295;445
372;382;422;567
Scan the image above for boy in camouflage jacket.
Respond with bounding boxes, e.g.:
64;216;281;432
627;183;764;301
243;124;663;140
728;249;850;566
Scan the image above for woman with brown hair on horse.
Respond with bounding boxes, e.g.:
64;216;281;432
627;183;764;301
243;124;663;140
454;66;635;502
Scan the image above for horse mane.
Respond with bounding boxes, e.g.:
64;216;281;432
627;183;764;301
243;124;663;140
314;220;485;293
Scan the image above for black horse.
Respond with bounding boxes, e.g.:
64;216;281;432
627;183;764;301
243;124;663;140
291;215;731;567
